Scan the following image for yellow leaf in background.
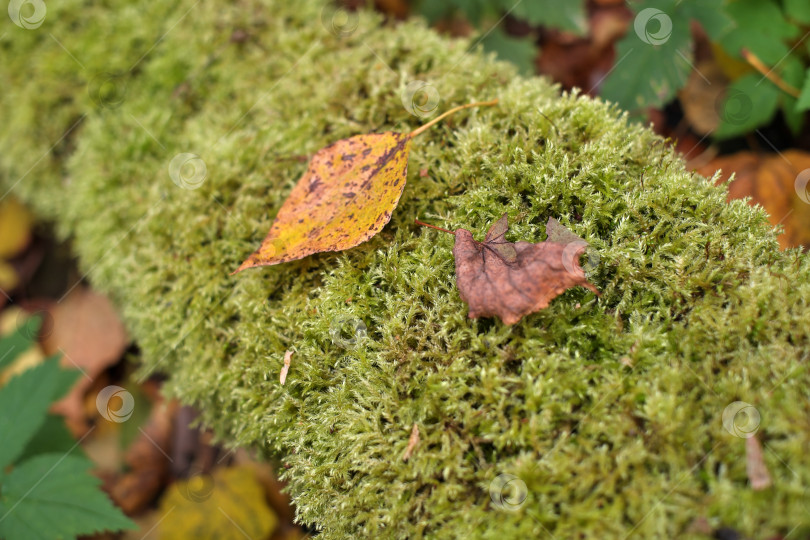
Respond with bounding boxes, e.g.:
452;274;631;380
711;42;754;81
0;308;44;386
0;197;33;259
0;261;19;291
0;346;44;386
158;466;278;540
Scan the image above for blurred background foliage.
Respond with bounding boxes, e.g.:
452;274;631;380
360;0;810;249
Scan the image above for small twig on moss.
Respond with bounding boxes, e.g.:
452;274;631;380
402;423;419;461
279;350;293;385
409;99;499;138
414;218;455;235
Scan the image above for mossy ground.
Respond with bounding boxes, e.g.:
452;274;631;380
2;0;810;537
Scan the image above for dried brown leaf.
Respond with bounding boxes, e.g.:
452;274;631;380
453;214;599;324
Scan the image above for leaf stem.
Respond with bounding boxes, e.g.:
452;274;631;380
414;219;455;235
409;99;499;138
741;48;800;98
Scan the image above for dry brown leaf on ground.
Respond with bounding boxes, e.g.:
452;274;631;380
453;214;599;324
695;150;810;248
416;214;599;325
678;60;728;136
535;4;630;95
39;287;129;434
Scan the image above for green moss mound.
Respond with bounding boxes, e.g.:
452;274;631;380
2;0;810;537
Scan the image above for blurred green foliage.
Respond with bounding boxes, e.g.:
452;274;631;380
0;318;134;540
418;0;810;138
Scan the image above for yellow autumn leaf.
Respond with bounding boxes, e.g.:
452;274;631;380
157;465;278;540
0;197;33;259
0;261;19;292
236;132;411;270
235;100;497;271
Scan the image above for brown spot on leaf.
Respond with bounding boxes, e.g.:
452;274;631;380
308;178;322;194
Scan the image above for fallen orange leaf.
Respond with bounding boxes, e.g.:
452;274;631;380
234;99;498;271
695;149;810;249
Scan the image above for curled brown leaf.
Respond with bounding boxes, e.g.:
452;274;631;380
452;214;599;324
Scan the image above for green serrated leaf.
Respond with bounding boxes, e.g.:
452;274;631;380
778;56;805;134
719;0;797;64
0;358;64;468
715;73;781;138
449;0;496;25
480;27;536;76
780;56;806;90
601;1;692;113
781;93;803;135
796;69;810;112
46;358;80;402
0;317;40;372
416;1;452;24
0;454;135;540
19;415;82;460
678;0;733;40
508;0;587;34
785;0;810;24
726;0;799;38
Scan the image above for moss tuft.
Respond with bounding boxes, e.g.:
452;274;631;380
2;0;809;537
